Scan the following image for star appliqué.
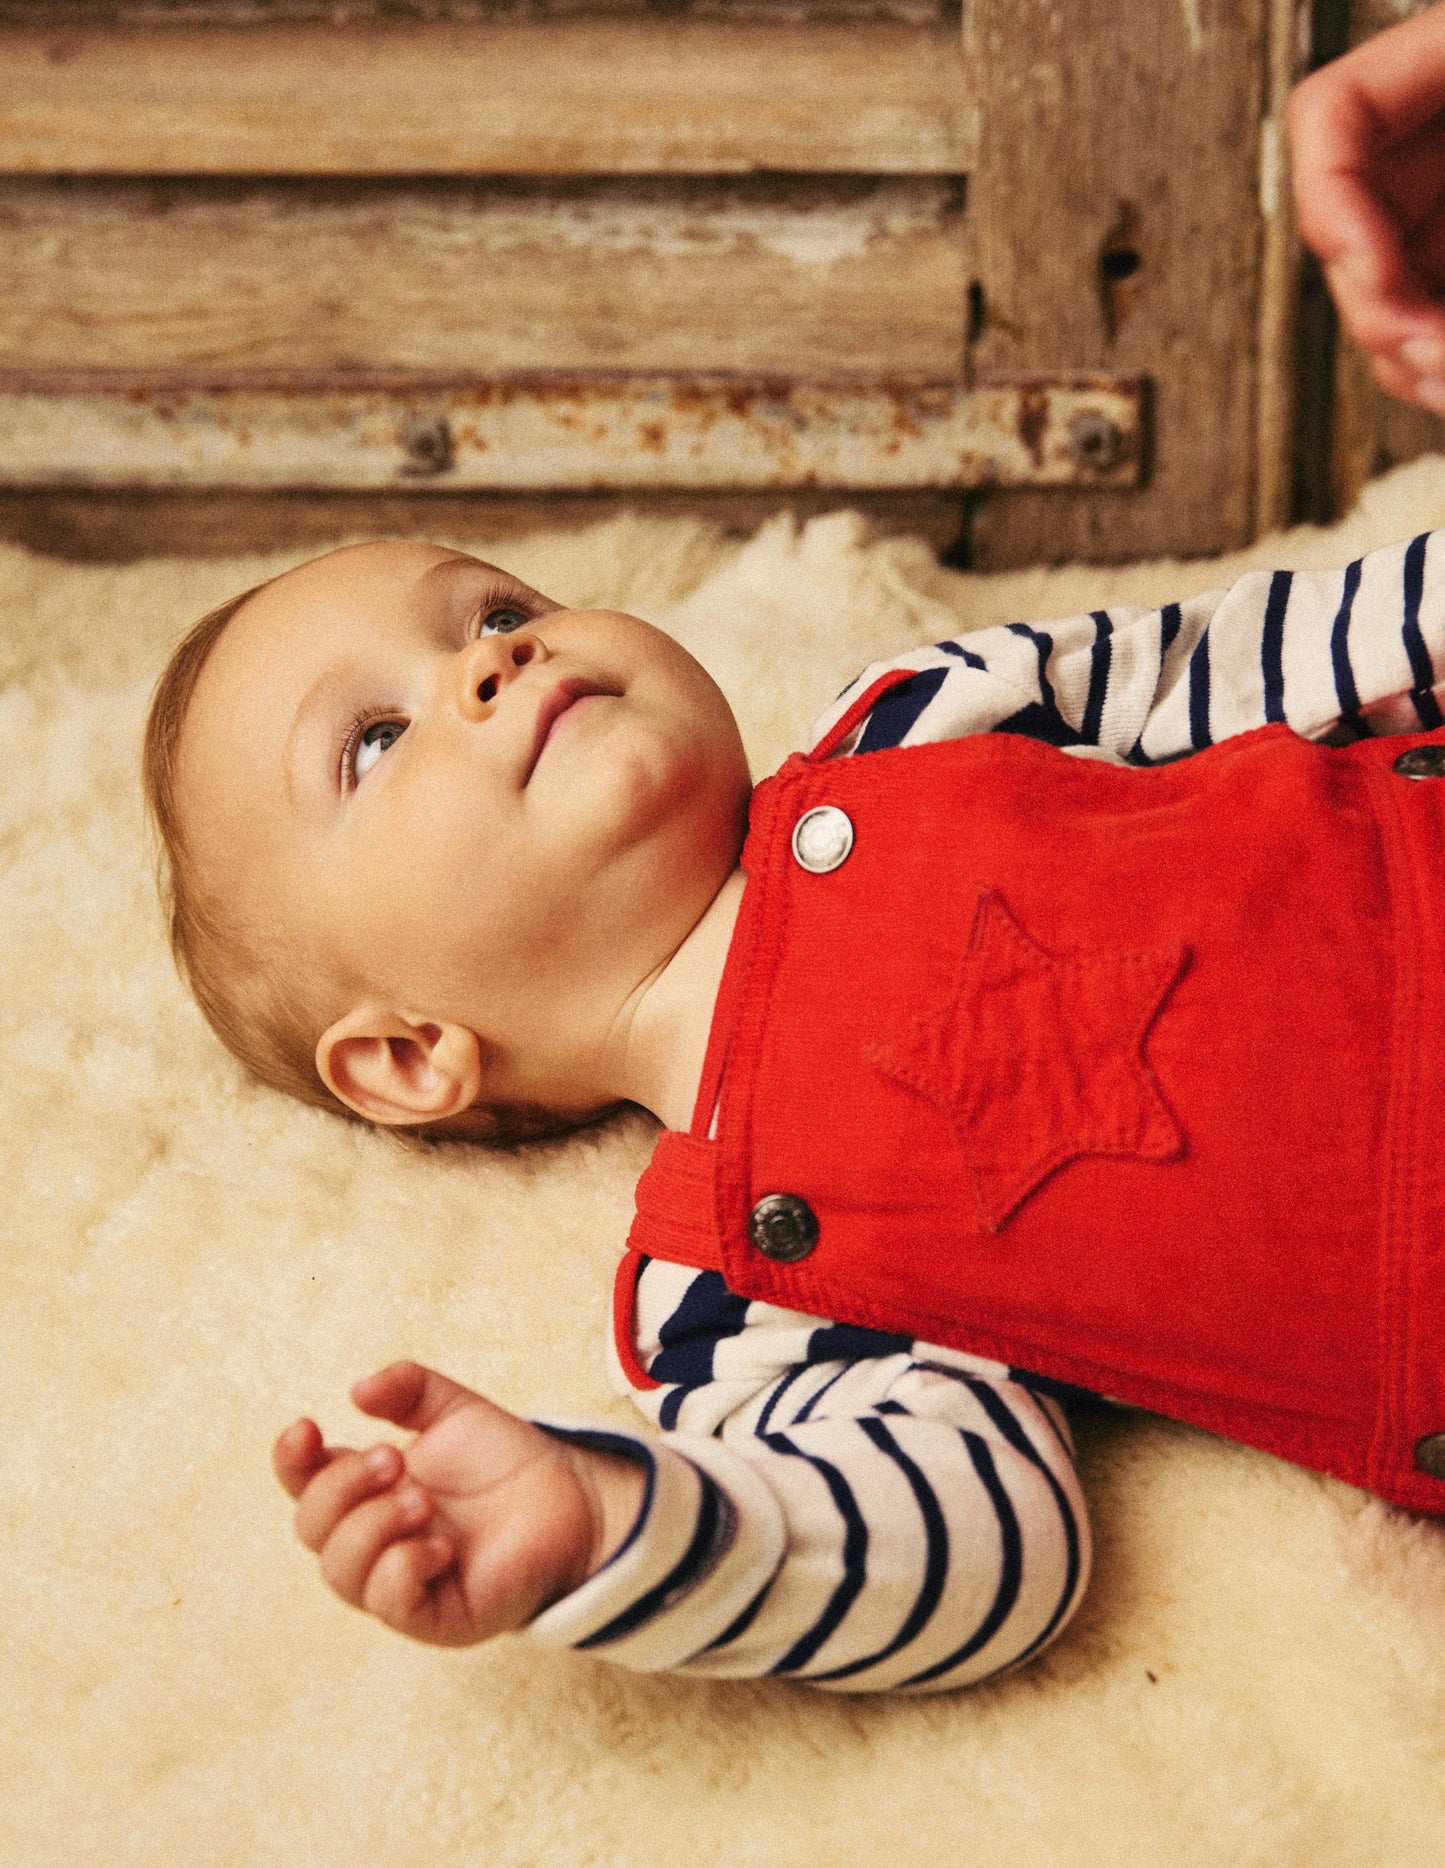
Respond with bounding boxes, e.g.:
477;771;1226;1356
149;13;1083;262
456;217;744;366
867;891;1186;1230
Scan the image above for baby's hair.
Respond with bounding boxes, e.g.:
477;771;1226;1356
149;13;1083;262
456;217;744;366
142;579;341;1112
142;576;598;1146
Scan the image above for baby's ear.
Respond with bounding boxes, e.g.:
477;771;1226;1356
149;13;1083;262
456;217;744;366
317;1007;483;1125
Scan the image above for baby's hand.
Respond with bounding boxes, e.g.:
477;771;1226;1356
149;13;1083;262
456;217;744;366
273;1361;646;1647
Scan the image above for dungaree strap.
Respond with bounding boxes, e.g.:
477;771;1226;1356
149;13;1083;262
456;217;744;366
615;1133;725;1390
628;1131;725;1271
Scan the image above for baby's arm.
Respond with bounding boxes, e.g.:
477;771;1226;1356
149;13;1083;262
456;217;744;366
523;1356;1088;1692
273;1362;645;1646
274;1343;1087;1692
516;1261;1090;1693
814;530;1445;762
530;1359;1090;1696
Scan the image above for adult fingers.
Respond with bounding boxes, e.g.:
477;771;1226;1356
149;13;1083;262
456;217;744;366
1290;107;1391;269
1404;191;1445;285
1369;348;1426;400
1332;196;1445;375
1292;8;1445;157
1371;347;1445;414
1325;230;1438;352
1288;30;1445;330
1293;156;1427;349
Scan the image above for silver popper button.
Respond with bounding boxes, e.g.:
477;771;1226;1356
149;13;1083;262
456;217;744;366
791;805;854;874
1393;745;1445;779
749;1194;819;1263
1415;1432;1445;1479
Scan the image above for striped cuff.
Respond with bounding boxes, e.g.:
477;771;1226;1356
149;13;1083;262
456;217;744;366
525;1426;786;1672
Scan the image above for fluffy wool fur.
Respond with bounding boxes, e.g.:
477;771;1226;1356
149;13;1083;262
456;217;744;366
5;472;1445;1867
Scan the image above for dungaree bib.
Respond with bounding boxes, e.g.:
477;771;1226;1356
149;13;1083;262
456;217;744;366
618;676;1445;1515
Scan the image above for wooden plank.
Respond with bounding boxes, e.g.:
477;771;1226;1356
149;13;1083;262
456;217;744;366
0;488;974;564
0;17;974;174
962;0;1274;567
0;377;1144;491
0;3;956;18
1253;0;1314;536
0;178;968;379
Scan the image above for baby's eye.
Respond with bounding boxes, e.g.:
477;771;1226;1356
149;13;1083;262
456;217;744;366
350;717;406;783
476;605;533;636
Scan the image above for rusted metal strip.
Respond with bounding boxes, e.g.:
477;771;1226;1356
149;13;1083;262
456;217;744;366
0;377;1144;491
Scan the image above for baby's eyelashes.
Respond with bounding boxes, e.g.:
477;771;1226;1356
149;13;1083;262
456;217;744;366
348;716;408;785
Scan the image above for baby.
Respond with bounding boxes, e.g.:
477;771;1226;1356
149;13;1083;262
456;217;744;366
145;532;1445;1692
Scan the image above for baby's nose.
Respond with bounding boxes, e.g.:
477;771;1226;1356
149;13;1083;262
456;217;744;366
456;632;540;715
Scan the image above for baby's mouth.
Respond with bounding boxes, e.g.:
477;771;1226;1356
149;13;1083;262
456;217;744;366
525;677;619;782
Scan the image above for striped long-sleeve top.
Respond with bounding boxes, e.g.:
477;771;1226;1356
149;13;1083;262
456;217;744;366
524;531;1445;1692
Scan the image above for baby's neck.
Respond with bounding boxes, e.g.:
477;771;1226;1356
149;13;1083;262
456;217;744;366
616;867;747;1131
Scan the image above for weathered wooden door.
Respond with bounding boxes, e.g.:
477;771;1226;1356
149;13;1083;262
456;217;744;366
0;2;1305;565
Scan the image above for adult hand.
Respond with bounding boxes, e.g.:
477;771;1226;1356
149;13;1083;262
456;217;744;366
1289;4;1445;412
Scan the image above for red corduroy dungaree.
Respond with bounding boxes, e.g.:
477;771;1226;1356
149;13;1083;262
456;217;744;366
617;675;1445;1514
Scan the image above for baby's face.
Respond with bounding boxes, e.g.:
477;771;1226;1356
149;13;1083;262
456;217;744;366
176;542;750;1095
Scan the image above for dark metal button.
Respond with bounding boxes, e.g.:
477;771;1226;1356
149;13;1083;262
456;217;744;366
749;1193;819;1262
791;805;854;874
1393;745;1445;779
1414;1432;1445;1479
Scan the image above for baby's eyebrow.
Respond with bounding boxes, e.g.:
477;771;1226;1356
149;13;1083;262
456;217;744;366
281;561;469;809
421;553;541;623
283;664;354;812
418;549;492;623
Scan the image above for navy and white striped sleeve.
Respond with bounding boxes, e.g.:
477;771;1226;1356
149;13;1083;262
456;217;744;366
809;530;1445;762
523;1260;1089;1693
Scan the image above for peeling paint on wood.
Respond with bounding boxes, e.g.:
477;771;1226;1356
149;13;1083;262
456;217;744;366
0;377;1144;491
1251;0;1311;535
964;0;1279;566
0;177;970;378
1;3;960;18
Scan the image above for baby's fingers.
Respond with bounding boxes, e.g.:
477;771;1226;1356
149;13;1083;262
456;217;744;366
350;1360;480;1434
293;1442;404;1552
361;1533;457;1634
273;1417;335;1499
316;1480;437;1608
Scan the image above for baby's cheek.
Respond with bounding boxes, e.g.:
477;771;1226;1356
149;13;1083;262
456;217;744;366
628;724;744;837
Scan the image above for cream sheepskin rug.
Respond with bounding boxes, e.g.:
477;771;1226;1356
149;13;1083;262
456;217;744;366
6;469;1445;1868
